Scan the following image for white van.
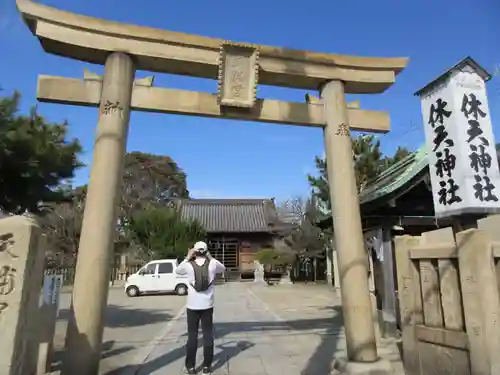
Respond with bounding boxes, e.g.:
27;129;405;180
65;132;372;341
125;259;189;297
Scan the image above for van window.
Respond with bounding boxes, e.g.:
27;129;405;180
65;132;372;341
158;262;173;274
143;263;157;275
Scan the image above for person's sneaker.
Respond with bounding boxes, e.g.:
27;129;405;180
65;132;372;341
202;366;211;375
185;367;196;374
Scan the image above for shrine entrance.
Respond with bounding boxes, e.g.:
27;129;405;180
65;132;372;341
208;238;239;270
17;0;408;374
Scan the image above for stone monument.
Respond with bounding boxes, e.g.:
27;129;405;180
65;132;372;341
278;267;293;285
253;261;266;285
0;216;45;375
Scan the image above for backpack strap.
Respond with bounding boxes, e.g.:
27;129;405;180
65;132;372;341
189;259;213;292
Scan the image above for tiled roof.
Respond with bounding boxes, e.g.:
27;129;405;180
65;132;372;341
179;199;280;233
318;145;500;226
316;147;429;226
360;145;500;205
359;146;429;205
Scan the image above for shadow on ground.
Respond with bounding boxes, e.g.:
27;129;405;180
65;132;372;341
210;340;255;373
53;305;174;372
103;306;345;375
51;340;133;373
58;304;173;328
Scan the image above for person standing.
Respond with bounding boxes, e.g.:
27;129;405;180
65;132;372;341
176;241;226;375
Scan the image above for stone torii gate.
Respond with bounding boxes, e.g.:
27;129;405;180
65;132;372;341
17;0;408;374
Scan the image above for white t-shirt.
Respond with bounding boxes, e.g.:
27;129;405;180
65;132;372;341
175;256;226;310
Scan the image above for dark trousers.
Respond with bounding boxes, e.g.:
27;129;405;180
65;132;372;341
185;307;214;369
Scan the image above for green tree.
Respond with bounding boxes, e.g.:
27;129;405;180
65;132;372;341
121;151;189;210
119;152;190;233
255;247;294;267
40;152;190;263
126;206;205;260
275;196;326;257
271;195;329;283
68;151;189;229
0;91;83;214
381;146;411;169
38;189;85;267
352;135;384;191
70;152;189;219
307;135;410;209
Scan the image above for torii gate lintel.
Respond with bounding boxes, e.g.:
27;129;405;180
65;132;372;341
36;72;390;133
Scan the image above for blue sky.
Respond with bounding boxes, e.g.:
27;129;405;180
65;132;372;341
1;0;499;200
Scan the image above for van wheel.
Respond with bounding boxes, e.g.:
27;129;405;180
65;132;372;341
175;284;188;296
126;286;140;297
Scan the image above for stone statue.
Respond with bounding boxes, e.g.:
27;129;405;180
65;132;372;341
253;260;266;284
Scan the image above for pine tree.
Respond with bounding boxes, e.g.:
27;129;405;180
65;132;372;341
307;135;410;209
0;91;83;213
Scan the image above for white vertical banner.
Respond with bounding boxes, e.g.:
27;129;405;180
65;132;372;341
451;68;500;207
42;274;63;312
418;58;500;218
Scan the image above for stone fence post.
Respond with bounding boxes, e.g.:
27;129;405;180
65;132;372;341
37;274;63;375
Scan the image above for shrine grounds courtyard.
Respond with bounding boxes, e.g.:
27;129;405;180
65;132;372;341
51;283;404;375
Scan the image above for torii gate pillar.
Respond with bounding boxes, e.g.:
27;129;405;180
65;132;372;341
322;81;380;365
62;52;135;375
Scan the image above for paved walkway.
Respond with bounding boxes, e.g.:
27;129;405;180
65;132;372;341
52;287;187;374
102;283;404;375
